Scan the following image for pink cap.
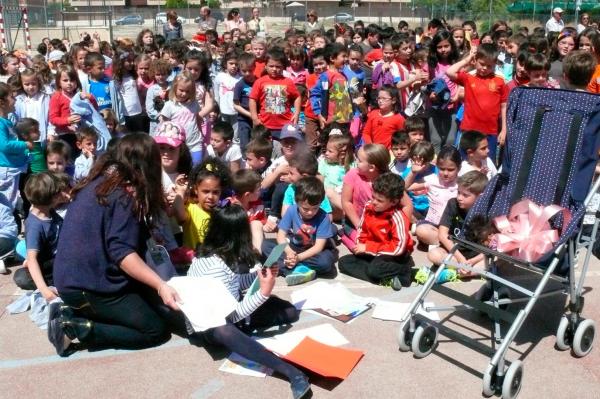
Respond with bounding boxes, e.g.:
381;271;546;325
154;122;186;147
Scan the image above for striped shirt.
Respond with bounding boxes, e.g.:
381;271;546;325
187;255;268;323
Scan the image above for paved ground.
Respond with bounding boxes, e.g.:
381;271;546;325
2;245;600;399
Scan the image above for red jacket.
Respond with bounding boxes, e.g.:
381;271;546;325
49;92;72;135
357;202;413;256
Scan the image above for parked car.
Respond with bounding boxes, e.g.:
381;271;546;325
323;12;354;23
193;10;225;24
115;15;144;26
155;12;184;25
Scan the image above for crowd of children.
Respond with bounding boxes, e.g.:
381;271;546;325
2;13;600;398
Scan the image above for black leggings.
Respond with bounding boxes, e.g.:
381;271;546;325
60;287;184;350
199;296;303;381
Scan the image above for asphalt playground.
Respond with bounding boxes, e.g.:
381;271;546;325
2;246;600;399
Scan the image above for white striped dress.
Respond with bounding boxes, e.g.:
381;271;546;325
187;255;268;323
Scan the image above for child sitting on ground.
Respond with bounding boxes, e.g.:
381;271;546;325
415;145;462;246
207;121;243;173
73;127;98;182
281;150;333;218
318;127;354;219
229;169;266;251
13;173;64;301
389;130;411;175
338;173;414;291
427;170;489;276
402;141;437;221
459;130;497;180
262;176;337;286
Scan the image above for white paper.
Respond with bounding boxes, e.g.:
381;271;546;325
167;276;239;332
371;300;441;322
219;353;273;378
291;281;372;313
256;323;349;356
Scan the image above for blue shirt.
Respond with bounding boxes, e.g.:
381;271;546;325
283;184;332;213
88;77;112;111
233;78;253;123
401;165;438;212
25;211;62;264
279;204;334;251
54;177;148;294
0;117;28;168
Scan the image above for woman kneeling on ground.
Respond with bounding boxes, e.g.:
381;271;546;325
48;134;184;356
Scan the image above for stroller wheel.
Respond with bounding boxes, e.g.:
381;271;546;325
397;322;411;352
411;324;438;358
501;360;524;399
482;364;498;397
555;315;573;351
572;319;596;357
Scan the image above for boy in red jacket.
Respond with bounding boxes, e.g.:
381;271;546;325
338;172;414;291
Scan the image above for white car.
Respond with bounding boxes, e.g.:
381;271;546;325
155;12;184;25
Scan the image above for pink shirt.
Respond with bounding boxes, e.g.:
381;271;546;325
343;168;373;224
424;173;458;225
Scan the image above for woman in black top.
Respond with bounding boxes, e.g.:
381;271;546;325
49;134;183;356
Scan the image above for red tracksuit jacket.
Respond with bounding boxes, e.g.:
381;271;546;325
356;202;414;257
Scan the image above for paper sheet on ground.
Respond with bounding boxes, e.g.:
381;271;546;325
371;300;440;322
282;337;364;380
219;352;273;377
290;281;373;314
256;323;349;356
167;276;238;332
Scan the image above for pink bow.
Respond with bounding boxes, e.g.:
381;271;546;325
493;199;569;263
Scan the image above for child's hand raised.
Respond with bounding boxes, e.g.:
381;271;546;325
411;159;425;174
258;266;277;297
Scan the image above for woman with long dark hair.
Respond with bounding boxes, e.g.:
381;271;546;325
48;134;184;356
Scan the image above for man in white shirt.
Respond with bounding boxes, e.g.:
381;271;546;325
546;7;565;34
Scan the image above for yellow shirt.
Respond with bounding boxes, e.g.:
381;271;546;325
183;203;211;250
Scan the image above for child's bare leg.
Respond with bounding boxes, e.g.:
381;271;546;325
428;247;450;265
326;188;344;222
416;224;439;245
250;220;264;253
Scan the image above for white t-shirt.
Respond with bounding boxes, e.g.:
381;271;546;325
458;158;498;181
424;174;458;225
119;75;143;116
546;17;564;34
214;72;240;116
160;100;202;152
206;143;242;163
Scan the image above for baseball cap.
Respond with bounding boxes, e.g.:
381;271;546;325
48;50;65;62
553;7;564;13
279;124;304;141
154;121;186;147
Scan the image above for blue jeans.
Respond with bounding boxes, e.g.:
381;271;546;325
261;239;337;276
487;135;498;165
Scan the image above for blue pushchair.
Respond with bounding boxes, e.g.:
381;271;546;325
397;87;600;398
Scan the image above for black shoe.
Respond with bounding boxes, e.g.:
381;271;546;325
47;302;62;324
290;375;311;399
391;276;403;291
47;318;72;357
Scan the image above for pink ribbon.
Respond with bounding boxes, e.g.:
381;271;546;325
493;199;568;263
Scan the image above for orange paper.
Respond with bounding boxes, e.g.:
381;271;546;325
282;337;364;379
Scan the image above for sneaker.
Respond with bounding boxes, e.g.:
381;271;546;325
285;265;316;286
414;266;431;284
290;375;311;399
436;268;458;284
391;276;404;291
47;318;72;357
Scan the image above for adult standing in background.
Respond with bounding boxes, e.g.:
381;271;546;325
224;8;247;33
577;13;591;34
163;11;183;41
546;7;565;35
303;10;324;33
247;7;267;36
197;6;217;33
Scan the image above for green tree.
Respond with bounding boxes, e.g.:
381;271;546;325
165;0;189;8
206;0;221;8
